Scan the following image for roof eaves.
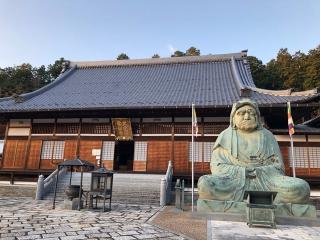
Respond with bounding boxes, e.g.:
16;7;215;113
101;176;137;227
301;115;320;126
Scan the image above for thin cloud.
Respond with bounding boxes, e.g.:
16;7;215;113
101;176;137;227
167;44;176;54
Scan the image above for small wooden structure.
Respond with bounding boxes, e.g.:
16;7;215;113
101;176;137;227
244;191;277;228
86;167;113;211
52;158;94;210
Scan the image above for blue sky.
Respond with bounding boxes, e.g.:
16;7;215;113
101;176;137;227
0;0;319;68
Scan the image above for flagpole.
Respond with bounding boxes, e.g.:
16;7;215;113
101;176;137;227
191;103;195;212
287;102;296;178
290;135;296;178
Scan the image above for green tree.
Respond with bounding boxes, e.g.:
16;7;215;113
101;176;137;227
265;59;283;90
47;57;65;80
12;64;34;93
303;46;320;89
152;54;160;58
35;65;50;87
171;50;185;57
247;56;268;88
186;46;200;56
117;53;129;60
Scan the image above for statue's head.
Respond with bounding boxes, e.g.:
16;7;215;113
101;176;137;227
230;99;263;132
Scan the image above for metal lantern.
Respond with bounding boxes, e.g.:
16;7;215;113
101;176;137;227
244;190;277;228
88;167;114;211
52;158;94;211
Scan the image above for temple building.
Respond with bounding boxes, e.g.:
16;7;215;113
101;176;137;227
0;51;319;181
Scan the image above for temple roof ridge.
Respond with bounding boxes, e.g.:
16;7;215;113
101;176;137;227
70;52;247;69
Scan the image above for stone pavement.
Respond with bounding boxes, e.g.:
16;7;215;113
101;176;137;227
208;220;320;240
0;197;187;240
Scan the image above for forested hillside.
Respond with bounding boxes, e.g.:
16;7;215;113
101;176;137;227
0;46;319;98
248;46;320;91
0;58;65;98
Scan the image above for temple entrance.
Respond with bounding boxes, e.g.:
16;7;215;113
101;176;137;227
113;141;134;171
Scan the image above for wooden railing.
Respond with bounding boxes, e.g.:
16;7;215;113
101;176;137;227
31;122;230;135
32;123;55;134
81;123;111;134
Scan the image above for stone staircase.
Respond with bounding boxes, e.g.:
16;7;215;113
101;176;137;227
43;172;164;206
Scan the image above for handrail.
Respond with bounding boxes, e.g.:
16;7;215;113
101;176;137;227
160;160;173;206
44;168;58;185
165;160;173;204
44;168;67;195
35;168;67;200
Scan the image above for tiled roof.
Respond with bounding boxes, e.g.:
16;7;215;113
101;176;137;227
0;52;318;112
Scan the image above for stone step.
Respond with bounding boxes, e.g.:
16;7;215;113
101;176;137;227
43;172;164;205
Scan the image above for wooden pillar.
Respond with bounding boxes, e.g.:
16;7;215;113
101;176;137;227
171;117;175;171
306;135;311;176
38;140;43;170
23;119;33;169
0;120;10;169
139;118;142;137
202;117;204;173
76;119;82;157
53;119;57;136
109;117;113;136
10;172;14;185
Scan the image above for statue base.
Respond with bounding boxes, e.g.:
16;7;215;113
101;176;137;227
197;199;317;218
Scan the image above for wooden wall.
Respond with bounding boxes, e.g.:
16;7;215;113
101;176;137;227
1;134;319;180
64;140;77;160
26;140;42;169
133;161;146;172
173;141;188;174
280;145;320;177
2;139;27;169
79;139;102;165
147;141;172;173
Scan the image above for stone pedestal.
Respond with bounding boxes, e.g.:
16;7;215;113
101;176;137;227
63;198;83;210
197;199;316;218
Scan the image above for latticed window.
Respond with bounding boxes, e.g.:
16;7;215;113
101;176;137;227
41;141;65;160
174;123;204;135
175;123;192;134
140;123;172;134
309;147;320;168
32;123;55;134
203;142;215;162
289;147;320;168
101;141;115;161
81;123;111;134
188;142;203;162
203;123;228;134
56;123;79;134
134;142;148;161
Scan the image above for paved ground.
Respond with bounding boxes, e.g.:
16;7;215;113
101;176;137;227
151;206;206;240
208;220;320;240
1;188;320;240
0;197;187;240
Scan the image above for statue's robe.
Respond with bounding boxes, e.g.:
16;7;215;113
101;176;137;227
198;127;310;204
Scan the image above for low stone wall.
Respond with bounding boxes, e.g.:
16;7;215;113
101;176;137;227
0;184;36;198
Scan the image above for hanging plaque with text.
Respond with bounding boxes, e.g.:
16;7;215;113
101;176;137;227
112;118;133;141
